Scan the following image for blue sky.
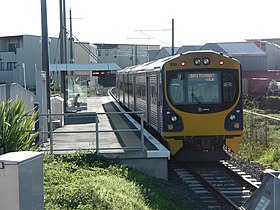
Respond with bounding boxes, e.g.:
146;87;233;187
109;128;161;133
2;0;280;47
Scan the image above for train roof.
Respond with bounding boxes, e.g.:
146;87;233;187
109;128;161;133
118;54;179;74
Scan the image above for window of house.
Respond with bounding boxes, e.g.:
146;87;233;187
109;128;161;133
9;43;17;53
98;50;101;56
105;50;109;56
7;62;16;71
0;62;4;71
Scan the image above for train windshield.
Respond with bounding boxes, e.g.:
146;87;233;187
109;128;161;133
168;69;237;111
169;71;221;105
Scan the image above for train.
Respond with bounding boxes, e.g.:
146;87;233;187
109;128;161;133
115;51;243;161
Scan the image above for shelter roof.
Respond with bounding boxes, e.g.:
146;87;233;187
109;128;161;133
50;63;121;72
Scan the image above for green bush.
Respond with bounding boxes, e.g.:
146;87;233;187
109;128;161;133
87;86;95;97
0;98;39;154
44;152;188;210
259;147;280;170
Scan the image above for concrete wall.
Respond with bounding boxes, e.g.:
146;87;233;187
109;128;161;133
103;151;169;180
119;158;168;180
74;43;98;64
0;83;35;111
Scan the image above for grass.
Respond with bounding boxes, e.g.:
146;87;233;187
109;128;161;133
44;151;189;210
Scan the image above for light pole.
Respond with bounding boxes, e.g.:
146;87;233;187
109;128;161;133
22;63;26;89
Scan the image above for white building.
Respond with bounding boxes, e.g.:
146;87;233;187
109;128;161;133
0;35;61;89
94;43;160;68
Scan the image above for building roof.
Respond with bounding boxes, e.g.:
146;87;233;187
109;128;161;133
202;42;266;55
176;45;203;54
162;47;180;55
50;63;121;72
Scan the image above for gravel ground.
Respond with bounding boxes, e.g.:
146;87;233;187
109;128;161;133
154;159;212;210
158;155;268;209
227;152;267;182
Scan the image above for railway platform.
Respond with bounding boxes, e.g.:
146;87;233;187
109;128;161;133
44;95;170;180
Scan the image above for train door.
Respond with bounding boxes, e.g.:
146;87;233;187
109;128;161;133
125;73;129;107
133;76;137;111
128;74;134;110
116;75;120;100
122;74;125;104
146;75;151;126
149;72;158;130
156;72;161;131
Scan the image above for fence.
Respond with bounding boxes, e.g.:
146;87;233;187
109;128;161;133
38;111;145;154
243;110;280;148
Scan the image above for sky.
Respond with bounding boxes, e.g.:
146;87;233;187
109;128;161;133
2;0;280;47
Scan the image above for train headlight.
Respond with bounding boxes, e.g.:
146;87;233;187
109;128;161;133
193;57;201;66
202;57;210;65
180;60;187;66
229;114;236;121
171;115;178;122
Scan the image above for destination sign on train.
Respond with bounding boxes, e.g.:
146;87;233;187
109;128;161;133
189;73;217;81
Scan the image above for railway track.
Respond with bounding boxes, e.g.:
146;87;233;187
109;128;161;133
172;160;261;209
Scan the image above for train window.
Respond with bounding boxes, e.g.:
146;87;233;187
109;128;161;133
151;85;157;104
135;83;146;99
169;73;185;104
222;72;236;102
120;82;124;91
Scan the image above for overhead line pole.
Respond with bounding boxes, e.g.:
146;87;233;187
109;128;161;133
69;8;74;63
41;0;50;113
172;19;175;55
59;0;67;112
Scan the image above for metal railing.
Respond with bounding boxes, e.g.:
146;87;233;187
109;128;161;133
244;110;280;122
38;111;145;154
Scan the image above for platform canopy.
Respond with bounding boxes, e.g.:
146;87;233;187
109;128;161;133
50;63;121;72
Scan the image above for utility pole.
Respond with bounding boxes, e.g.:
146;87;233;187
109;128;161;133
69;8;74;64
171;19;175;55
59;0;67;112
41;0;50;112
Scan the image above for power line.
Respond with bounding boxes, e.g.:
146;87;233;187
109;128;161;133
134;29;171;47
64;27;103;63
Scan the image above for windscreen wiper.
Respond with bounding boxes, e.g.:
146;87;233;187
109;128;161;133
191;93;203;106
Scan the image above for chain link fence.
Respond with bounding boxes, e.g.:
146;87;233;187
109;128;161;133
241;110;280;159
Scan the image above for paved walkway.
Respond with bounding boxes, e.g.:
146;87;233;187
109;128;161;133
43;95;170;180
45;96;144;153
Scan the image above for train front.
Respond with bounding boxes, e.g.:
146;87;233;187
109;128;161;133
162;51;243;161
